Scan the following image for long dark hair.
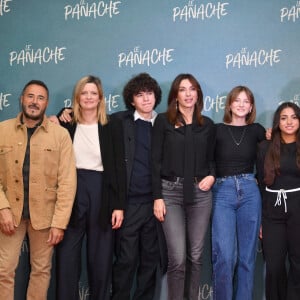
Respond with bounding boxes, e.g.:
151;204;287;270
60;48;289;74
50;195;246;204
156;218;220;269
166;73;204;126
264;102;300;186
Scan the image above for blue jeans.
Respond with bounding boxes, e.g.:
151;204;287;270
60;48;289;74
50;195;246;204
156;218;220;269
211;174;261;300
161;179;212;300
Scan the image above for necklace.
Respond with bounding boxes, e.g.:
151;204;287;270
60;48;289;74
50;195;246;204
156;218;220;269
227;126;247;146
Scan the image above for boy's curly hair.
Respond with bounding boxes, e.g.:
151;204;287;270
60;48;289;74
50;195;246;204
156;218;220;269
122;73;162;110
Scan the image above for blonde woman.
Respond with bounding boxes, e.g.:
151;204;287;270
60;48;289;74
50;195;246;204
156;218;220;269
55;75;125;300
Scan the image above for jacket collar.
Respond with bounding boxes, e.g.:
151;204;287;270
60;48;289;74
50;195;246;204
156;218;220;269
16;112;49;132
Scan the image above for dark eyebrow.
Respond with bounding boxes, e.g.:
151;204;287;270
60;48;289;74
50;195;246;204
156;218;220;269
26;93;46;99
280;114;296;117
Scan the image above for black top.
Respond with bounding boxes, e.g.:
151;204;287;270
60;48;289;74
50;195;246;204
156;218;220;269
152;113;216;201
214;123;265;177
257;140;300;190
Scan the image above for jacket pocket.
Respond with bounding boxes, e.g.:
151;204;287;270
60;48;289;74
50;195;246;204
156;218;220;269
43;147;60;179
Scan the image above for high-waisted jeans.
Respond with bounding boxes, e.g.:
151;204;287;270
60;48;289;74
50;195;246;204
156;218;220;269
211;173;261;300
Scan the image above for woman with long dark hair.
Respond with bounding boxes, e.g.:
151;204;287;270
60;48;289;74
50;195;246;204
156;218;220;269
257;102;300;300
152;73;215;300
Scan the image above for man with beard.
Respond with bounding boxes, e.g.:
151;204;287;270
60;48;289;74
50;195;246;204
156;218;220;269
0;80;76;300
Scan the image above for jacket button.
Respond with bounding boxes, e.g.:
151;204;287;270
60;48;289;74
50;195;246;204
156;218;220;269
16;198;20;201
15;160;18;164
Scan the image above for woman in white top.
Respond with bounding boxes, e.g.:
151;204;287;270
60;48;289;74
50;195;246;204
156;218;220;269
54;75;126;300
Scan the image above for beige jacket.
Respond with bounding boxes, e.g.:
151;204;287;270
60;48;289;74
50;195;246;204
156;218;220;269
0;113;76;230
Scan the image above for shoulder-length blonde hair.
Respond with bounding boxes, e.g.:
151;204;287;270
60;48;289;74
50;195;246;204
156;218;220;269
72;75;108;125
223;86;256;124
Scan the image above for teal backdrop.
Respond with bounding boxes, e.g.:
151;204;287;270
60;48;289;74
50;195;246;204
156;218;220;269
0;1;299;299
